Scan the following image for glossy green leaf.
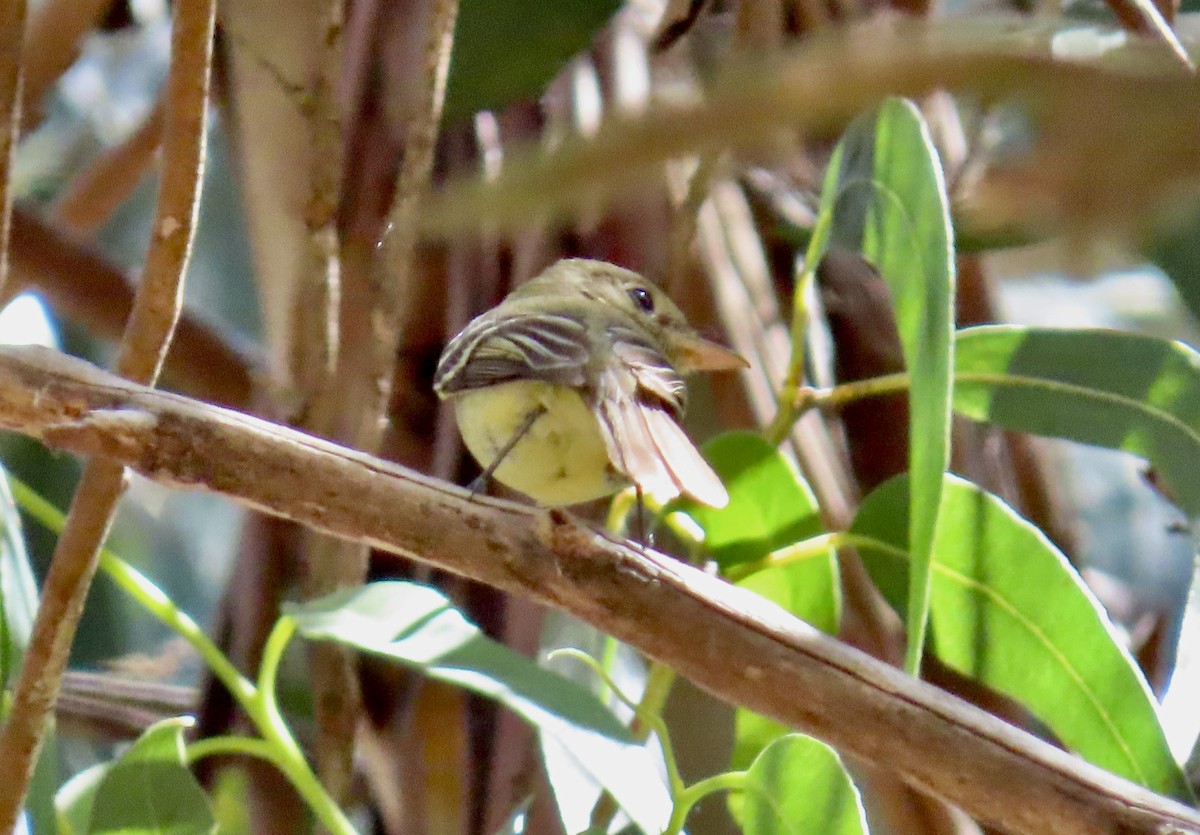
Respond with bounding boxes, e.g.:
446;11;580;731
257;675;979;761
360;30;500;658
685;432;828;573
954;325;1200;517
0;471;51;835
60;717;215;834
851;474;1191;800
827;97;956;671
537;618;672;835
737;734;868;835
287;581;631;742
684;432;842;808
55;763;107;835
446;0;621;123
0;471;37;692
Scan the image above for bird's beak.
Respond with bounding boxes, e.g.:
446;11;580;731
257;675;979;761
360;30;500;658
674;335;749;372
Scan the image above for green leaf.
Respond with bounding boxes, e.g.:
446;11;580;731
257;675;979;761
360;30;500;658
61;717;216;835
55;763;108;835
537;620;673;835
446;0;621;123
851;474;1192;800
827;97;956;672
541;722;671;835
0;471;38;692
1146;212;1200;326
685;432;828;573
953;325;1200;517
287;581;631;742
685;433;842;800
737;734;868;835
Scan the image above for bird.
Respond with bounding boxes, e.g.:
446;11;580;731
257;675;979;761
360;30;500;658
433;258;746;509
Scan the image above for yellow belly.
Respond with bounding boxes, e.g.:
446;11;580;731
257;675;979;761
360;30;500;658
453;380;627;506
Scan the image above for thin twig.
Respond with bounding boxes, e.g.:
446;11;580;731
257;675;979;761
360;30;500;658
0;0;215;825
303;0;459;802
53;96;166;235
0;346;1197;835
359;0;458;449
0;0;27;303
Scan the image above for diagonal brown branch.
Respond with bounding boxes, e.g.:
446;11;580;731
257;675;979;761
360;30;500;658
0;345;1196;835
0;0;27;303
0;0;216;825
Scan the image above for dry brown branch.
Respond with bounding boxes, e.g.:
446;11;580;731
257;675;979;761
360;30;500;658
0;0;27;302
0;345;1196;835
7;208;262;409
53;96;166;235
415;28;1200;243
0;0;216;824
57;671;196;741
1103;0;1194;71
302;0;459;801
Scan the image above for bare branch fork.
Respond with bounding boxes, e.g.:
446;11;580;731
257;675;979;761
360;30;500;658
0;345;1195;835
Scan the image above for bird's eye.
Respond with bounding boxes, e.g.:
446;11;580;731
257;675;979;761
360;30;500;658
628;287;655;313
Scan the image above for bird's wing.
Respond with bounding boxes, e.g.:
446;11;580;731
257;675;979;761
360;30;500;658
596;333;729;509
434;310;590;395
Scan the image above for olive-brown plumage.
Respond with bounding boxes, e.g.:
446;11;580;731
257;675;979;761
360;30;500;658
434;259;745;507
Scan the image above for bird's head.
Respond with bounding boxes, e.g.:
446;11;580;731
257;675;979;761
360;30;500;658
514;259;747;373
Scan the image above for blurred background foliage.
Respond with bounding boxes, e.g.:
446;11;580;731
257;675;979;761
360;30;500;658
3;0;1200;832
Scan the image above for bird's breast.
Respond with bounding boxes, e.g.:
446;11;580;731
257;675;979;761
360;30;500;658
453;380;627;506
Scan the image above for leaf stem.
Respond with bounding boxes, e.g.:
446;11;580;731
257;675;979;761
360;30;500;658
729;530;910;581
663;771;748;835
10;475;355;835
186;734;277;765
10;476;258;704
796;373;912;414
766;189;837;446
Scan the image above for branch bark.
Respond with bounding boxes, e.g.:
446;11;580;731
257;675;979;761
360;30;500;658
0;0;26;301
0;345;1196;835
0;0;216;824
302;0;459;801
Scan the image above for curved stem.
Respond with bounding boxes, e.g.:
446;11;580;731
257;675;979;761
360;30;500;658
187;734;277;765
11;475;354;834
798;372;912;414
663;771;748;835
729;530;909;581
9;475;257;706
765;196;837;445
249;616;356;834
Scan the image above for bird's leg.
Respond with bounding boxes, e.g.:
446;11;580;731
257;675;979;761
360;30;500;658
467;404;548;498
632;484;652;549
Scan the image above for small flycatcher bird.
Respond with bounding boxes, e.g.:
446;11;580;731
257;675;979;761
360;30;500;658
433;259;745;509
